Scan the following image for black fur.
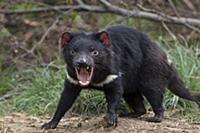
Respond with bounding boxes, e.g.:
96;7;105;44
42;25;200;129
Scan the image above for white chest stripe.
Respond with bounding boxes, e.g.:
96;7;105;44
66;73;118;87
66;73;79;85
92;75;118;87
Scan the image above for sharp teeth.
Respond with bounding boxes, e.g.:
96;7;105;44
77;67;80;70
86;66;90;70
79;81;90;86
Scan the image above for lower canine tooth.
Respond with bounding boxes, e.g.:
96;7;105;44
79;81;90;86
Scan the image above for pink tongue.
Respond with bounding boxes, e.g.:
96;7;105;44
78;69;89;83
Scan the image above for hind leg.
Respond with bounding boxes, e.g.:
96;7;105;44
142;88;164;122
120;92;146;118
140;82;165;122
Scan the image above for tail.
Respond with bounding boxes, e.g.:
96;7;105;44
168;65;200;102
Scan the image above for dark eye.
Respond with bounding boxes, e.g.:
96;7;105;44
70;49;76;55
91;50;99;56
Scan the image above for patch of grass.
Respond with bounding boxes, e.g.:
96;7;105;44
7;67;65;116
0;66;126;116
71;90;106;116
163;41;200;122
0;62;17;96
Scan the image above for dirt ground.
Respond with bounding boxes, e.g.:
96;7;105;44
0;112;200;133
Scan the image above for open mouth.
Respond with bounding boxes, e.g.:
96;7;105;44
75;66;94;86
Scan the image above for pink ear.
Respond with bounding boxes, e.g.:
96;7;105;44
98;31;110;46
61;32;72;47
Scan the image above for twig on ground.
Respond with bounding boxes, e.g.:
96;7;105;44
167;0;200;34
137;3;200;34
100;0;200;34
76;0;85;5
183;0;196;11
31;15;61;53
161;22;177;41
0;91;20;101
168;0;179;17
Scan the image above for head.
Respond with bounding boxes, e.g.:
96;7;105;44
60;30;112;86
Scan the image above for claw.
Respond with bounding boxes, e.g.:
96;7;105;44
105;113;118;127
41;121;58;129
146;114;163;123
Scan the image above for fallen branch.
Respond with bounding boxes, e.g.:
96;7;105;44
99;0;200;28
32;15;61;53
136;3;200;34
167;0;200;34
0;5;106;14
1;4;200;28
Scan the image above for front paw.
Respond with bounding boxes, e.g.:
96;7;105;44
41;120;58;129
105;113;118;127
146;115;163;123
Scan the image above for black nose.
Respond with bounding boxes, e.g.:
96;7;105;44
75;58;88;67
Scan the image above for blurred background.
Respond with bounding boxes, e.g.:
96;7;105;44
0;0;200;123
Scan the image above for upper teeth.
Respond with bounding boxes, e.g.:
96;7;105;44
86;66;90;70
77;67;80;70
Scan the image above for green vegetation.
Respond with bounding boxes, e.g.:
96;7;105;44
0;39;199;122
0;0;199;123
0;66;14;96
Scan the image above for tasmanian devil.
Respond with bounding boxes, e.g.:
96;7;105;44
42;25;200;129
